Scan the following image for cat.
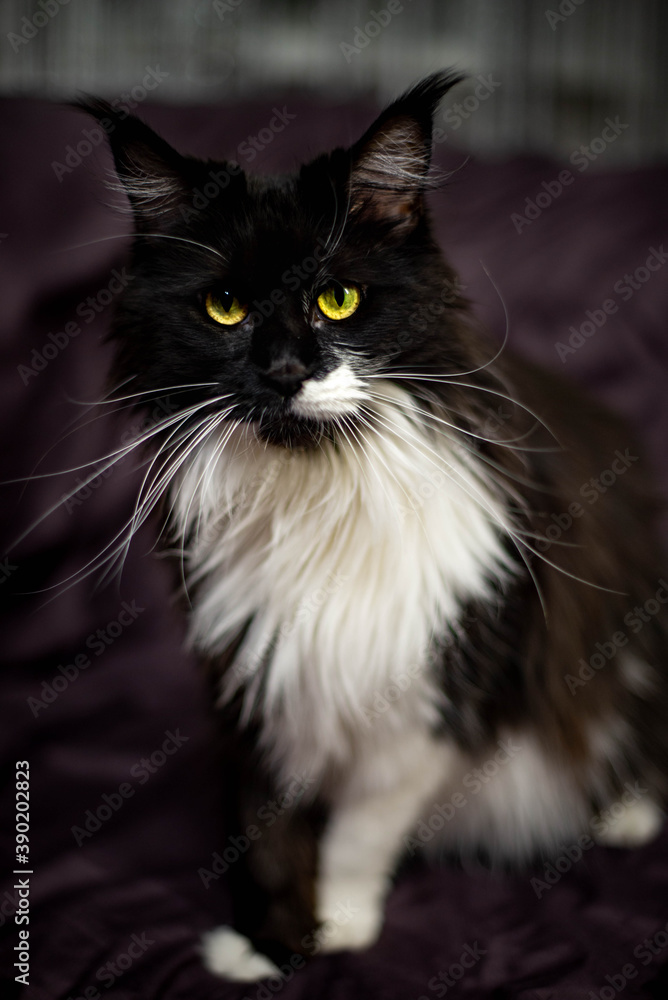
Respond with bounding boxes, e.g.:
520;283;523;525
80;71;668;982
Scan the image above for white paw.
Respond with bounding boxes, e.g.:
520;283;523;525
315;880;384;953
201;926;281;982
594;796;664;847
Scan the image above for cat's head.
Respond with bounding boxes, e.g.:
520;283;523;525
84;71;477;449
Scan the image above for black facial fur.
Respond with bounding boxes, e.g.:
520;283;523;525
80;72;493;449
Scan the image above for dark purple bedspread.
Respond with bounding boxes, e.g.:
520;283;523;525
1;95;667;1000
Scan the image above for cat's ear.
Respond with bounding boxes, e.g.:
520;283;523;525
75;98;196;230
349;70;463;228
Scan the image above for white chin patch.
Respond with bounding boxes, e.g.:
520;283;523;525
290;362;367;420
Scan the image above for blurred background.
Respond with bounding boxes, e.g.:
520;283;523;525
0;0;666;164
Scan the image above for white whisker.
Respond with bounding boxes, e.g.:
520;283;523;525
365;373;560;447
56;232;228;263
356;398;622;603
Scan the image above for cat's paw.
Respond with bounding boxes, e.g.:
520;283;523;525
315;880;384;953
594;796;664;847
201;926;281;981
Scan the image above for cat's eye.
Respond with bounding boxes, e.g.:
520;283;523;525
317;283;361;321
205;290;249;326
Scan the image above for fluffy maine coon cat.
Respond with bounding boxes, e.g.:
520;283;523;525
81;72;668;981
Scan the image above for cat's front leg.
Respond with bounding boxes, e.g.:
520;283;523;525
202;927;281;981
315;731;452;953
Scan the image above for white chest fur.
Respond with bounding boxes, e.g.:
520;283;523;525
172;382;513;787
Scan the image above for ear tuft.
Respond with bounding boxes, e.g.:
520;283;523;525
73;97;191;228
350;70;464;227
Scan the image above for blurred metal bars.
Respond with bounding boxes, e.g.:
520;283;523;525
0;0;665;163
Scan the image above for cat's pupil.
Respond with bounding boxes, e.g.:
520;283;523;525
221;291;234;311
333;284;345;307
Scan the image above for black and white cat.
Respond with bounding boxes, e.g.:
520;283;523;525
82;72;667;981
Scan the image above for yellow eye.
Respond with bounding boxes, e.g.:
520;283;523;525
317;283;361;321
205;290;248;326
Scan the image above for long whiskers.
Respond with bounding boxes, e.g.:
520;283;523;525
173;415;241;603
66;380;221;410
355;396;624;603
19;381;222;499
366;373;561;448
95;416;223;590
363;385;551;453
31;404;235;600
13;391;234;599
8;396;227;557
56;232;228;264
122;407;234;568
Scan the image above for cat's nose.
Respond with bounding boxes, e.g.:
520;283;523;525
262;359;312;397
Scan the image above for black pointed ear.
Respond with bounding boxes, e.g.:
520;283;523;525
75;97;194;230
349;70;464;228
